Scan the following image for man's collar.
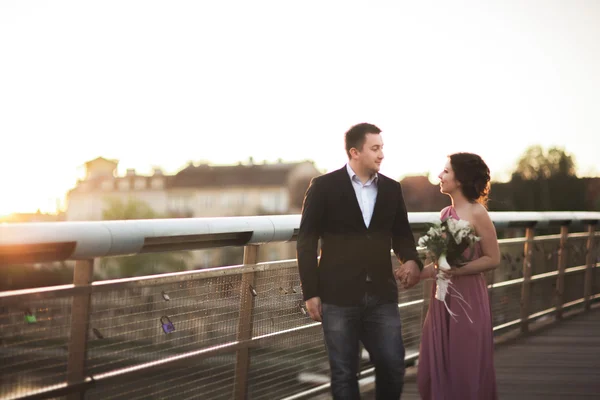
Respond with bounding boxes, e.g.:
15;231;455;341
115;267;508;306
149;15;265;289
346;163;378;184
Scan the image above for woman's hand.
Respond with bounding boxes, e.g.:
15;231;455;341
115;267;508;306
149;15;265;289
435;260;468;278
433;262;448;277
442;265;467;277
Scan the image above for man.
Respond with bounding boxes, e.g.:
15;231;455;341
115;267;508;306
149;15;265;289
297;122;422;399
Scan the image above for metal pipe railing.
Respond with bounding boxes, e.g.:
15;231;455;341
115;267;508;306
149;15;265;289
1;212;599;264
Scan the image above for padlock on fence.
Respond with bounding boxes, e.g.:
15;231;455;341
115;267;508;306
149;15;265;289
24;309;37;324
92;328;104;339
160;316;175;334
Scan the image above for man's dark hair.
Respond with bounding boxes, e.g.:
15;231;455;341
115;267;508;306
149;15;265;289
344;123;382;158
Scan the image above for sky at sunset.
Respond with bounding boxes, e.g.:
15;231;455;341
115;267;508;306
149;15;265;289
1;0;599;215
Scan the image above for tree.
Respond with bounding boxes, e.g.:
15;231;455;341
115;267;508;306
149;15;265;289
1;262;73;291
509;146;584;211
102;197;159;220
99;197;192;279
513;145;576;180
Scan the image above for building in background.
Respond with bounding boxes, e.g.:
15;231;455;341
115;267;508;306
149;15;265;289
67;157;320;220
66;157;321;272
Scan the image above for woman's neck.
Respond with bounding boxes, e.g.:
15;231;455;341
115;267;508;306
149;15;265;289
450;192;470;209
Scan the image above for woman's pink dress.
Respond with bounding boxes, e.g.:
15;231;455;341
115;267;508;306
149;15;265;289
417;206;498;400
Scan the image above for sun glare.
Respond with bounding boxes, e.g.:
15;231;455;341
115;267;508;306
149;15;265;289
0;201;16;217
0;193;60;217
0;200;25;217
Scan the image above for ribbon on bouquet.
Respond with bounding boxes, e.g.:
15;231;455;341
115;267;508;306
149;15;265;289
435;253;473;323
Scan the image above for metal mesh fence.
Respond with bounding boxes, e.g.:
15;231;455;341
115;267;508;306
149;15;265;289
0;294;71;400
528;236;561;315
252;262;311;337
564;269;586;306
487;239;528;330
594;233;600;296
1;231;599;399
398;281;425;358
489;280;522;329
496;239;527;281
595;265;600;299
565;234;589;268
592;233;600;297
248;327;328;399
86;354;236;400
87;274;243;376
529;278;557;315
531;236;561;275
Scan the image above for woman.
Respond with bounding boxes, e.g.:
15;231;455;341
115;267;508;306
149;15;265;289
417;152;500;400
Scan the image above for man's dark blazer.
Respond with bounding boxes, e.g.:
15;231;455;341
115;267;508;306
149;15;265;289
297;166;422;306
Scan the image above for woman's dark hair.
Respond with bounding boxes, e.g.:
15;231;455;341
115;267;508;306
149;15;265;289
449;152;491;207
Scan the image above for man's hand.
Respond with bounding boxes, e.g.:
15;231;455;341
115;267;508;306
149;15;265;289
395;260;421;289
305;296;322;322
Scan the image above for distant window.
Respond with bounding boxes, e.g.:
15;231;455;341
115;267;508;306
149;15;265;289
277;191;289;212
169;197;182;211
260;192;278;212
221;193;247;209
222;194;239;207
101;180;113;191
151;178;164;189
134;178;146;190
169;196;193;212
198;195;214;209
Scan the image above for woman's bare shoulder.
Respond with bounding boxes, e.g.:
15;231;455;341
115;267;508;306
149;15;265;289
470;203;494;231
471;203;489;217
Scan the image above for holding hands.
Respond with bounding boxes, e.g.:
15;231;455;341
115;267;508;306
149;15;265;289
395;260;421;289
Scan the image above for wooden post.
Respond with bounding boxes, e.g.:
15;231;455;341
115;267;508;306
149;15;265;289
555;225;569;320
584;224;597;311
233;245;259;400
67;259;94;400
520;227;535;334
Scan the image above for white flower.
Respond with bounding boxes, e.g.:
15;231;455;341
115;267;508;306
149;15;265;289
427;226;440;237
446;217;476;244
469;233;481;242
457;222;472;238
453;229;468;244
445;217;456;230
455;219;471;231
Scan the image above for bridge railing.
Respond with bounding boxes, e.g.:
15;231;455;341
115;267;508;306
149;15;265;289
0;212;599;399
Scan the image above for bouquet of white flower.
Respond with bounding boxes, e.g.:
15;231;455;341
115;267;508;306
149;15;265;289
418;217;480;320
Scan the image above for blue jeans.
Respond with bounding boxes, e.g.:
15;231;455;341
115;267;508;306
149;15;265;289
322;291;405;400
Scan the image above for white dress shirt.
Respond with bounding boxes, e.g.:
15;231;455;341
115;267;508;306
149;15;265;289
347;164;378;281
346;163;378;229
